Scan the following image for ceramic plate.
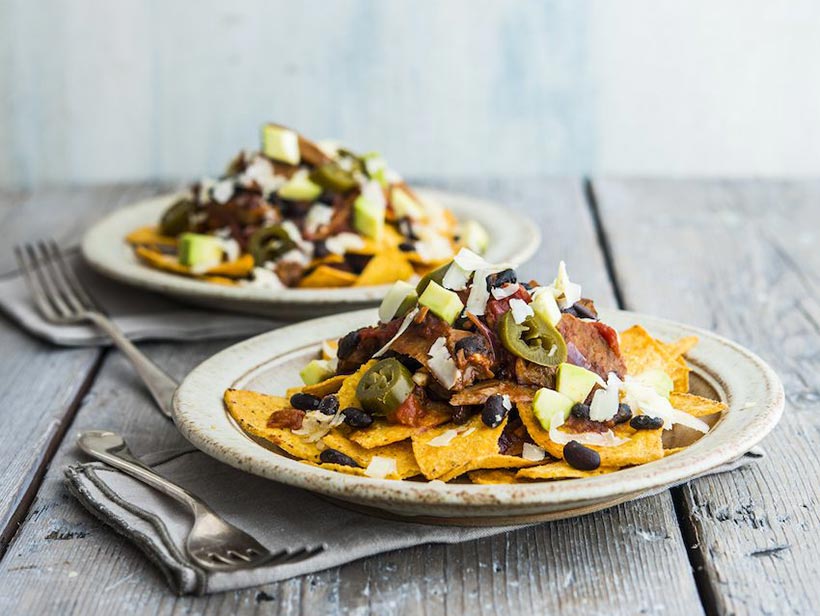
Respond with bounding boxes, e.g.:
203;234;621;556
173;308;784;525
81;189;540;319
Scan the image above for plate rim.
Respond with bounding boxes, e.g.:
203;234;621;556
172;307;784;512
80;187;541;306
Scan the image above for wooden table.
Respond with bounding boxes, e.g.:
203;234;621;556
0;179;814;615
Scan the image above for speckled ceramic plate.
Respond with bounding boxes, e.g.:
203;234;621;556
81;189;540;320
172;308;784;525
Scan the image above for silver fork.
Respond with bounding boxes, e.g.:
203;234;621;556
78;430;326;571
14;239;178;418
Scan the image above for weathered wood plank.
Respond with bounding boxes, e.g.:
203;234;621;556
0;179;702;615
593;178;820;615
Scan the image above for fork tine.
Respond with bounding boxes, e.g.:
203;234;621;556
38;240;91;314
28;241;74;318
14;244;60;322
46;240;98;312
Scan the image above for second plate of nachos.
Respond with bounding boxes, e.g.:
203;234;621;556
174;253;783;524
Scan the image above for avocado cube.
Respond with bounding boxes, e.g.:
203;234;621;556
261;124;300;165
418;281;464;325
531;287;562;326
353;194;386;241
636;369;674;398
532;388;575;430
379;280;418;322
178;233;224;269
278;175;322;202
556;363;603;403
391;187;425;220
300;359;335;386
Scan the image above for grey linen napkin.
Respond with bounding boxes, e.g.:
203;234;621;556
64;443;765;595
0;249;276;346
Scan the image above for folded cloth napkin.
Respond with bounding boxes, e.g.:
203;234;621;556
65;444;765;595
0;249;276;346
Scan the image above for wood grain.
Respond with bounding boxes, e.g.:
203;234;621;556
0;179;704;614
593;178;820;615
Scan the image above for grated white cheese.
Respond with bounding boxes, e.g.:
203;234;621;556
361;179;386;210
325;232;366;255
304;204;334;235
217;237;240;263
491;283;520;300
548;408;628;447
522;442;547;462
501;394;512;411
280;220;314;256
465;268;493;316
428;429;459;447
241;267;285;290
412;371;429;387
292;410;345;443
414;233;454;263
373;309;419;357
277;248;311;267
442;262;470;291
509;298;534;324
212;179;235;204
589;372;623;422
553;261;582;308
365;456;397;479
622;376;710;433
427;336;460;389
453;247;490;272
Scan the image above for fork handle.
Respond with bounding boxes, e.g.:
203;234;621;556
78;430;210;516
86;312;178;418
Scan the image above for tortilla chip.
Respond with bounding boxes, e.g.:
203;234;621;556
468;469;520;485
670;392;727;417
348;226;405;256
659;336;698;359
518;402;664;467
439;454;538;482
516;461;618;481
223;389;321;462
126;226;178;247
669;357;690;393
286;374;347;399
298;265;357;288
135;246;253;279
349;407;452;449
620;325;691;392
352;252;414;287
321;430;420;479
411;415;506;480
663;447;686;457
301;461;367;477
321;339;339;360
336;361;376;409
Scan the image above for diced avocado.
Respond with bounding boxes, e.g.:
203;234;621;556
379;280;418;323
353;194;386;241
278;175;323;202
457;220;489;254
556;363;603;403
415;262;451;295
362;152;387;186
531;287;562;327
636;369;674;398
391;187;425;220
418;281;464;324
300;359;335;386
532;388;574;430
261;124;300;165
178;233;224;268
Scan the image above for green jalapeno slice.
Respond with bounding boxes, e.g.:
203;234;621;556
159;198;196;236
355;358;415;416
248;224;297;265
309;163;357;193
498;310;567;367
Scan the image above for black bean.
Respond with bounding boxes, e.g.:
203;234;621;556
342;407;374;428
398;241;415;252
630;415;664;430
454;334;490;357
570;402;590;420
317;395;339;415
290;392;321;411
397;217;418;240
485;268;517;291
451;405;475;425
613;403;633;424
319;449;360;467
571;302;597;320
337;330;360;359
563;440;601;470
313;240;329;259
482;394;510;428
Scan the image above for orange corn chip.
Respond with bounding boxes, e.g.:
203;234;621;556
298;265;357;288
135;246;253;279
286;374;347;399
336;360;377;409
669;392;727;418
126;226;178;247
516;461;618;480
353;252;415;287
349;407;452;449
321;431;420;479
468;469;520;484
438;453;538;483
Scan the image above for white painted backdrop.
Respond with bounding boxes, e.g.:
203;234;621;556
1;0;818;188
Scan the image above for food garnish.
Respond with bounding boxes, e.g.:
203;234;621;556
225;251;726;483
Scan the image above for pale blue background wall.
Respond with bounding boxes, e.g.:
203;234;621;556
1;0;818;187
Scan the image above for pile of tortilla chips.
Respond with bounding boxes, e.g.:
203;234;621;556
223;325;726;484
126;217;450;289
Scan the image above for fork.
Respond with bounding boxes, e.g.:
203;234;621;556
14;239;178;418
78;430;326;571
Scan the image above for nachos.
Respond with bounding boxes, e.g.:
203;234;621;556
225;250;725;482
126;124;488;289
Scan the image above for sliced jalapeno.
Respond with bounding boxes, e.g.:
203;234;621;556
248;224;296;265
159;198;196;236
355;358;415;416
415;262;452;296
309;163;357;193
498;311;567;367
